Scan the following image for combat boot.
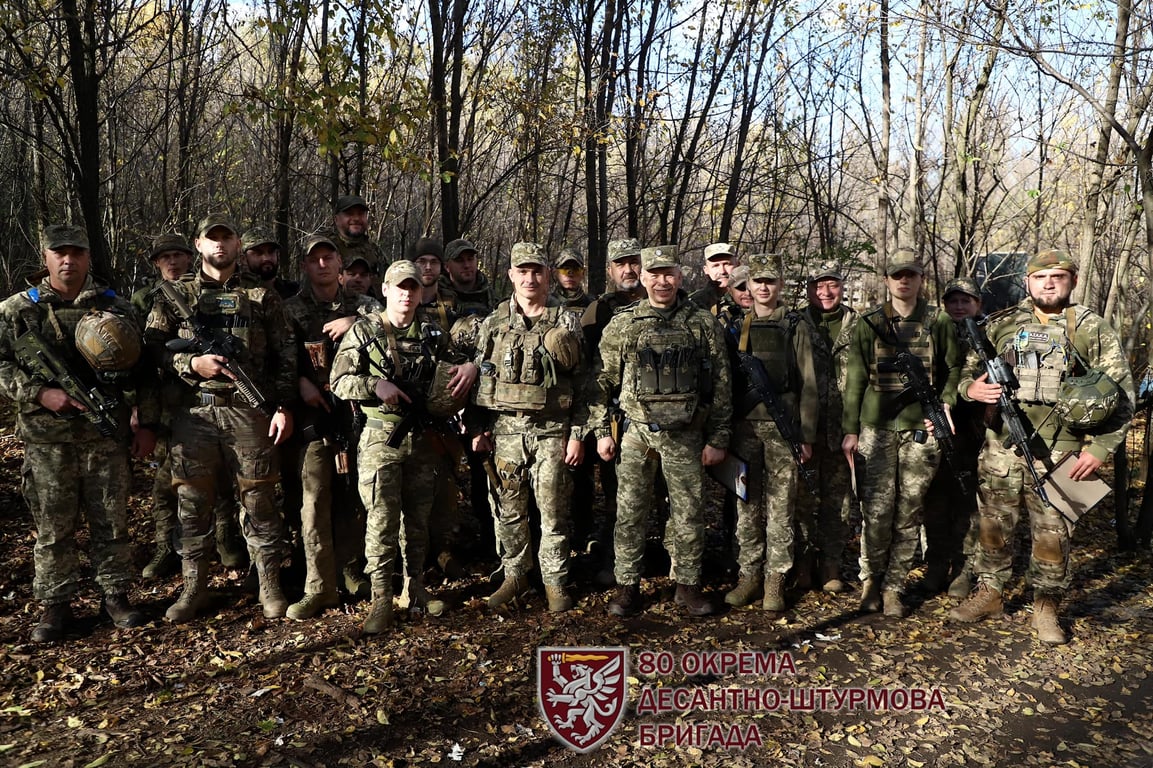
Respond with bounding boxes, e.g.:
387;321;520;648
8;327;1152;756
762;572;786;612
103;592;145;628
286;591;340;621
947;582;1003;623
362;587;395;634
142;542;180;579
1031;596;1068;645
674;584;715;617
215;516;247;569
256;556;288;619
30;602;73;643
819;560;845;593
724;570;764;607
883;589;908;618
397;576;446;617
544;585;574;613
342;564;370;600
607;584;643;617
859;578;882;613
166;560;209;623
486;574;529;610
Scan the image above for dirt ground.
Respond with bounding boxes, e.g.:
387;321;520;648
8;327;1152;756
0;423;1151;768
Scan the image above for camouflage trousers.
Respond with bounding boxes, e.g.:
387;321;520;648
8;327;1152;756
491;415;573;586
297;437;365;595
615;424;705;586
149;434;239;548
357;423;439;583
23;440;133;603
973;438;1072;595
732;421;797;576
170;405;285;562
856;425;940;591
794;436;851;566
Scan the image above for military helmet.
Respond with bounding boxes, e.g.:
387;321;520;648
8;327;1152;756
75;310;142;374
1054;369;1122;431
543;327;581;372
425;361;469;418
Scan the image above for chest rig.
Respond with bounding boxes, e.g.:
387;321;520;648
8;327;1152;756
629;314;704;429
475;304;572;413
1006;317;1068;404
736;310;799;393
869;307;935;393
20;286;121;386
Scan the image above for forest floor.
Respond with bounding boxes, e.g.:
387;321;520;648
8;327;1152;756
0;415;1151;768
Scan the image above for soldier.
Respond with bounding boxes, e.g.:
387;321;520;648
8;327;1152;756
595;244;733;617
340;254;377;299
949;250;1133;645
551;249;592;316
133;234;245;578
145;214;297;623
331;260;478;633
242;227;300;299
442;238;498;318
469;242;588;612
0;224;157;642
282;232;381;620
726;266;753;312
724;253;818;611
795;267;858;593
333;195;388;278
689;241;740;313
922;277;986;597
841;257;962;618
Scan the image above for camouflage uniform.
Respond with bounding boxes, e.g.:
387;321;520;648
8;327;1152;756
795;303;858;585
958;298;1133;597
334;231;387;276
730;299;819;602
0;269;158;622
594;249;732;606
842;298;962;601
284;281;380;607
146;261;298;620
441;271;498;319
469;283;588;601
331;304;470;600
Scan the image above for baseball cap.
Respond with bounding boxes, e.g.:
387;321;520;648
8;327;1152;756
303;231;340;256
607;238;642;262
1027;249;1077;275
809;267;844;283
943;276;981;299
148;233;194;260
383;260;422;287
555;249;584;268
703;242;737;261
445;238;478;261
641;245;678;271
197;214;238;239
510;242;547;268
746;252;781;281
333;194;369;214
41;224;89;251
241;226;279;252
729;265;750;289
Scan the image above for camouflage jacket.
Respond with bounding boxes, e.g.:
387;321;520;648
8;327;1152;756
593;291;732;450
958;299;1134;462
414;285;459;331
802;304;857;448
440;272;498;318
580;289;644;357
552;286;592;315
144;269;297;409
334;232;387;274
284;283;380;392
0;273;159;443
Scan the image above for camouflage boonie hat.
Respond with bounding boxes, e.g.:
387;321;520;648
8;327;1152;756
197;214;238;238
383;260;422;287
607;238;641;262
703;242;737;261
302;231;340;257
445;238;478;261
554;249;583;269
1056;369;1122;431
241;226;279;252
334;194;369;214
943;276;981;299
510;242;547;268
641;245;677;271
41;224;89;251
1027;249;1077;275
746;252;781;281
729;265;750;289
148;233;194;260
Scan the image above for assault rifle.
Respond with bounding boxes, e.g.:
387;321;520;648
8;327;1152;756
14;329;119;437
962;317;1052;508
863;314;973;495
153;281;274;415
735;351;818;495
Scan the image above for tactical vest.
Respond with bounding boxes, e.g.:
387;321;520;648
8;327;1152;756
737;311;798;393
630;321;703;429
868;308;935;393
475;306;572;413
1007;318;1068;404
20;285;122;387
360;316;438;421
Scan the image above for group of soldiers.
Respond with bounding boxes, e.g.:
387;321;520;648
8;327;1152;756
0;198;1134;648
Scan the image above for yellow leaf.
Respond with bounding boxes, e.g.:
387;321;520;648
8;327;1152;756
375;709;390;725
67;716;82;728
857;756;885;767
84;754;115;768
848;735;863;747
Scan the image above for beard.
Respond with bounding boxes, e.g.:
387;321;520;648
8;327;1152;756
255;262;278;281
1030;292;1069;313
